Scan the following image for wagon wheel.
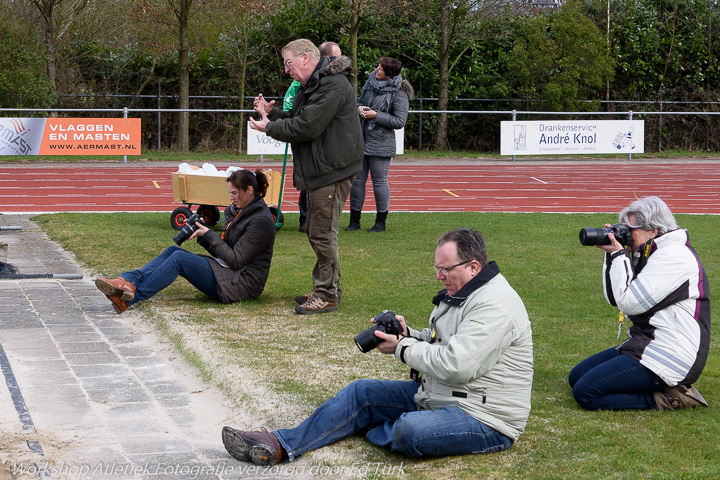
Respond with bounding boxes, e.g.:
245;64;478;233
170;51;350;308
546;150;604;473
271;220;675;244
269;207;284;230
196;205;220;227
171;206;193;230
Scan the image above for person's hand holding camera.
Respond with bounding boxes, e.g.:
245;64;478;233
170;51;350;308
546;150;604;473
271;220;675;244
188;222;210;240
374;314;408;355
597;223;624;254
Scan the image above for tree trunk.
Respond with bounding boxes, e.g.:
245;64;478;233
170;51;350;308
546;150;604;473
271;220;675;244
433;0;450;150
348;0;360;94
33;0;57;92
177;0;192;152
237;30;249;155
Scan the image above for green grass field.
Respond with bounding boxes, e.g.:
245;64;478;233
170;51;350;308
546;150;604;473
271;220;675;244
36;211;720;480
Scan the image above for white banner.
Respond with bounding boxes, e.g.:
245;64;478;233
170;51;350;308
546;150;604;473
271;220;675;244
395;127;404;155
500;120;644;156
247;122;405;156
246;122;288;155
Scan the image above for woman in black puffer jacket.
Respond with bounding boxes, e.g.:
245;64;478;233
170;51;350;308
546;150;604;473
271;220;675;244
346;57;414;233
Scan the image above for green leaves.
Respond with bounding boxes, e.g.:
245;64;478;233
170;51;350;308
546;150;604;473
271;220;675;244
508;1;614;111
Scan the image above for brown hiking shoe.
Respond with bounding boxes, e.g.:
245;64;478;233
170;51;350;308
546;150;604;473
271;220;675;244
295;291;341;305
654;385;709;411
295;295;338;315
295;292;314;304
222;426;284;466
95;277;135;301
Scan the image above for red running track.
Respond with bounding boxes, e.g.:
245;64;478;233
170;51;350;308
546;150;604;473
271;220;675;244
1;162;720;215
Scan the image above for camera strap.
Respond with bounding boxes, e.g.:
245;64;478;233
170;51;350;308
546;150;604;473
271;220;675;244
221;211;242;240
617;311;625;344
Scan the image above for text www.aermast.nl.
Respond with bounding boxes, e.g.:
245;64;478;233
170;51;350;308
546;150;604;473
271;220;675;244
48;144;136;150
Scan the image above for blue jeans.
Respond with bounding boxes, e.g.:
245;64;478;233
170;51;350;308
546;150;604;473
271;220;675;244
568;347;665;410
120;246;219;306
273;379;512;460
349;155;392;212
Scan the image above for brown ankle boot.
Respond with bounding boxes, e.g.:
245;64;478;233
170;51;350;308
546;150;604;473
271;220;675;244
222;426;284;466
95;277;135;301
654;385;709;410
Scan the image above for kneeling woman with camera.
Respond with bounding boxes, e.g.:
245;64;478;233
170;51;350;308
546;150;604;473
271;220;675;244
95;168;276;313
569;196;710;411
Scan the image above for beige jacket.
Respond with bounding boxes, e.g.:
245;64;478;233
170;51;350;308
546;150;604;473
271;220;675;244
395;262;534;441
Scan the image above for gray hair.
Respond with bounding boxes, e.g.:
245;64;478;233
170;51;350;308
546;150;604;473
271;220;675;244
437;228;489;268
618;196;678;234
282;39;320;60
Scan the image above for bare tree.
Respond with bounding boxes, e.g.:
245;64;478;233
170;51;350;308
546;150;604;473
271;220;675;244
133;0;269;152
326;0;411;93
401;0;507;150
215;1;276;153
131;0;200;152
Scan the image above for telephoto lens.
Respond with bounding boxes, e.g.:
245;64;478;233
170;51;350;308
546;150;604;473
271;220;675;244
579;224;632;247
579;227;611;246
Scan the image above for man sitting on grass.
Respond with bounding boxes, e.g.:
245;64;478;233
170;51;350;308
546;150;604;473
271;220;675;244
222;227;534;465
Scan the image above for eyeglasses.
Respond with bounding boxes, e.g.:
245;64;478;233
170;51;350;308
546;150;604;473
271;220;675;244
624;223;643;230
284;53;303;67
433;261;470;275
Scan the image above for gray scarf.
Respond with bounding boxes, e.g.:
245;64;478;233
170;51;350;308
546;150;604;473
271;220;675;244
360;72;402;131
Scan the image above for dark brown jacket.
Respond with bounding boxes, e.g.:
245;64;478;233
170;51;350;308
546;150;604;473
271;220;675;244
197;197;276;302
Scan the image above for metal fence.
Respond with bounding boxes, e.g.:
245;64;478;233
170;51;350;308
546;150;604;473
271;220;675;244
3;98;720;154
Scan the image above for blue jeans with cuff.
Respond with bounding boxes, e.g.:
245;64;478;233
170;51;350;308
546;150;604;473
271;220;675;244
121;246;219;305
569;347;664;410
273;379;512;460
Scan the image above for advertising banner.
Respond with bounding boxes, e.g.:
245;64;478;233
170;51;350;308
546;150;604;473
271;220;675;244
246;122;288;155
246;122;405;155
0;118;141;155
500;120;644;156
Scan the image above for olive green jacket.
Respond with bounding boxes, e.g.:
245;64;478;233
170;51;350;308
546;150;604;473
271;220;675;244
266;55;363;190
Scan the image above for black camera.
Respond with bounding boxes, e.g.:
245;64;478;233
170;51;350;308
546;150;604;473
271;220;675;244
579;223;632;246
354;310;404;353
173;214;205;246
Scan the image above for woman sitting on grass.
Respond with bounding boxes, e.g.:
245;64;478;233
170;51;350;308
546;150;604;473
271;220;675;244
569;196;710;411
95;168;276;313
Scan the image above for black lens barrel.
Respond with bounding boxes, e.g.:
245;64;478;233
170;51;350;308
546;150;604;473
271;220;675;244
579;227;611;246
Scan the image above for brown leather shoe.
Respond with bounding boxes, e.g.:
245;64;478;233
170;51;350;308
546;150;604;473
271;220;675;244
95;277;135;301
222;426;284;466
654;384;709;411
107;295;128;314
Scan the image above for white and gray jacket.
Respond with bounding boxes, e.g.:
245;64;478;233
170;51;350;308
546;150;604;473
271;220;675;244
395;262;534;442
603;228;711;386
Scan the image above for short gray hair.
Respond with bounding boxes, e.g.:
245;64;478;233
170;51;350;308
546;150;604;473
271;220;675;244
437;228;488;268
282;39;320;60
618;196;678;234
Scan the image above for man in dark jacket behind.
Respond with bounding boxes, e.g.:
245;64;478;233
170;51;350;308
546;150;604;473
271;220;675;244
251;39;363;315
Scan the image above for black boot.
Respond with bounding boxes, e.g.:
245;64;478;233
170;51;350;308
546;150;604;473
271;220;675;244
345;209;362;231
368;211;388;232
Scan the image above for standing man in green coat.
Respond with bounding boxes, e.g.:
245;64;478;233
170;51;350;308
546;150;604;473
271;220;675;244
251;39;363;315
